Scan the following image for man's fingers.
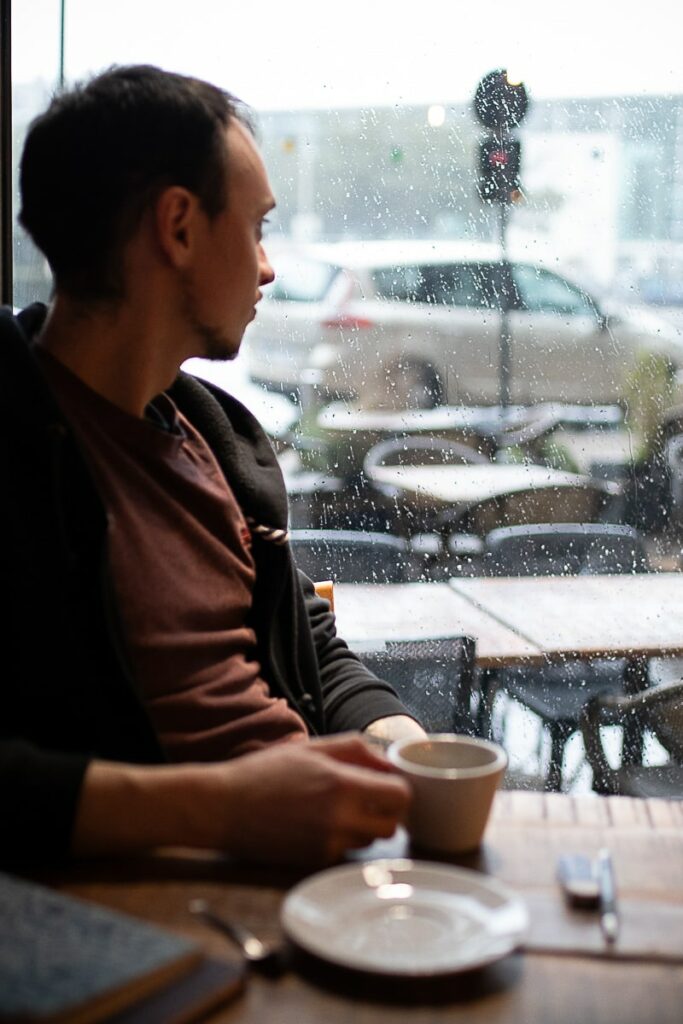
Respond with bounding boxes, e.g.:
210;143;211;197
309;735;413;829
347;768;411;814
220;738;412;868
327;802;407;857
327;761;412;844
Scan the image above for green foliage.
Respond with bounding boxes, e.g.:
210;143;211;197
539;438;581;473
623;351;675;461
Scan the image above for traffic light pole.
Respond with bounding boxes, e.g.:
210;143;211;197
498;200;511;410
473;70;529;414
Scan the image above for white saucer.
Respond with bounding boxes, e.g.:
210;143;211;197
281;859;528;976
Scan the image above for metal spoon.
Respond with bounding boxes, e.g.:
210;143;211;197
188;898;284;973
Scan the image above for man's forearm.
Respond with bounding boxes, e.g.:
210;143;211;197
71;737;412;865
71;760;223;856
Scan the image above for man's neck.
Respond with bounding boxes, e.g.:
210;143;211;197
37;296;181;418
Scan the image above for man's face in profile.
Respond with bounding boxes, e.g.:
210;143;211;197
180;120;276;361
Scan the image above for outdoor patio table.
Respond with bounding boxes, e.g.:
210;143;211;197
28;790;683;1023
448;572;683;664
336;574;683;673
366;462;614;510
317;401;622;443
360;461;618;535
335;575;683;761
334;581;542;669
449;572;683;761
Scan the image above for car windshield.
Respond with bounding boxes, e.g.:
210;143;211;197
513;265;598;317
373;262;505;308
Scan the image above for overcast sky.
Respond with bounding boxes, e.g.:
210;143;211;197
14;0;683;111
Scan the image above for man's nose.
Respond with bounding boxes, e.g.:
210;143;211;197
258;244;275;286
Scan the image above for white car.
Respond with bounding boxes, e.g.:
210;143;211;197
245;240;683;410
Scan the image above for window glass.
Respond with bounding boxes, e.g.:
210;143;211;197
11;0;61;307
373;262;502;307
8;0;683;789
422;263;503;309
267;255;336;303
372;265;425;303
512;265;597;316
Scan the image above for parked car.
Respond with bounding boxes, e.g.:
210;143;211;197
245;240;683;409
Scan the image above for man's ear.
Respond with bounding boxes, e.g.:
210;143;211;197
154;186;200;268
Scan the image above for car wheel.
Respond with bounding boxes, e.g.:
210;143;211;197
391;361;444;409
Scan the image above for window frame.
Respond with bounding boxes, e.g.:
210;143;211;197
0;0;12;304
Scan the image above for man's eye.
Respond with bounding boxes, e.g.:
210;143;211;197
257;217;271;241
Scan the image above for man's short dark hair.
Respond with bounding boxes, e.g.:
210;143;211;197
19;65;250;303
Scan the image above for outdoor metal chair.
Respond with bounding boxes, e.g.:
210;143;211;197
480;522;651;791
285;472;347;529
581;681;683;798
363;434;490;472
362;434;490;538
289;529;412;583
352;636;477;735
482;521;650;576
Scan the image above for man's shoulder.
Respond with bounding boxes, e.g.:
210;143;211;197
169;372;280;473
170;371;268;440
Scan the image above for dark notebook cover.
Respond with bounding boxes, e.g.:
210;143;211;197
107;957;245;1024
0;872;244;1023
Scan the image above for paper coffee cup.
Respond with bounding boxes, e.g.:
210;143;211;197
388;734;507;854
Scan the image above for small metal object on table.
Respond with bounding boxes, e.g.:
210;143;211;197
188;898;284;974
597;848;620;945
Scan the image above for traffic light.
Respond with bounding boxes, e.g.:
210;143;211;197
473;69;528;206
478;137;521;204
474;70;529;133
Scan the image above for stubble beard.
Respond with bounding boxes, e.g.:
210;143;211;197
179;273;241;362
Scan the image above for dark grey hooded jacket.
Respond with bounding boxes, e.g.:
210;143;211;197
0;304;407;865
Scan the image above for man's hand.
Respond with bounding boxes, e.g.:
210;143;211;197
72;735;411;866
211;735;411;864
363;714;428;748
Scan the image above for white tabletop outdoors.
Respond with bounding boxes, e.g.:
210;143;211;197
317;402;499;434
367;463;606;507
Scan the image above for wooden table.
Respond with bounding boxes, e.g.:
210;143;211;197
44;792;683;1023
336;574;683;762
334;582;542;669
335;574;683;668
450;571;683;763
448;572;683;663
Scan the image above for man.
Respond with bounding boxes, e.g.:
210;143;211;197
1;65;424;868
